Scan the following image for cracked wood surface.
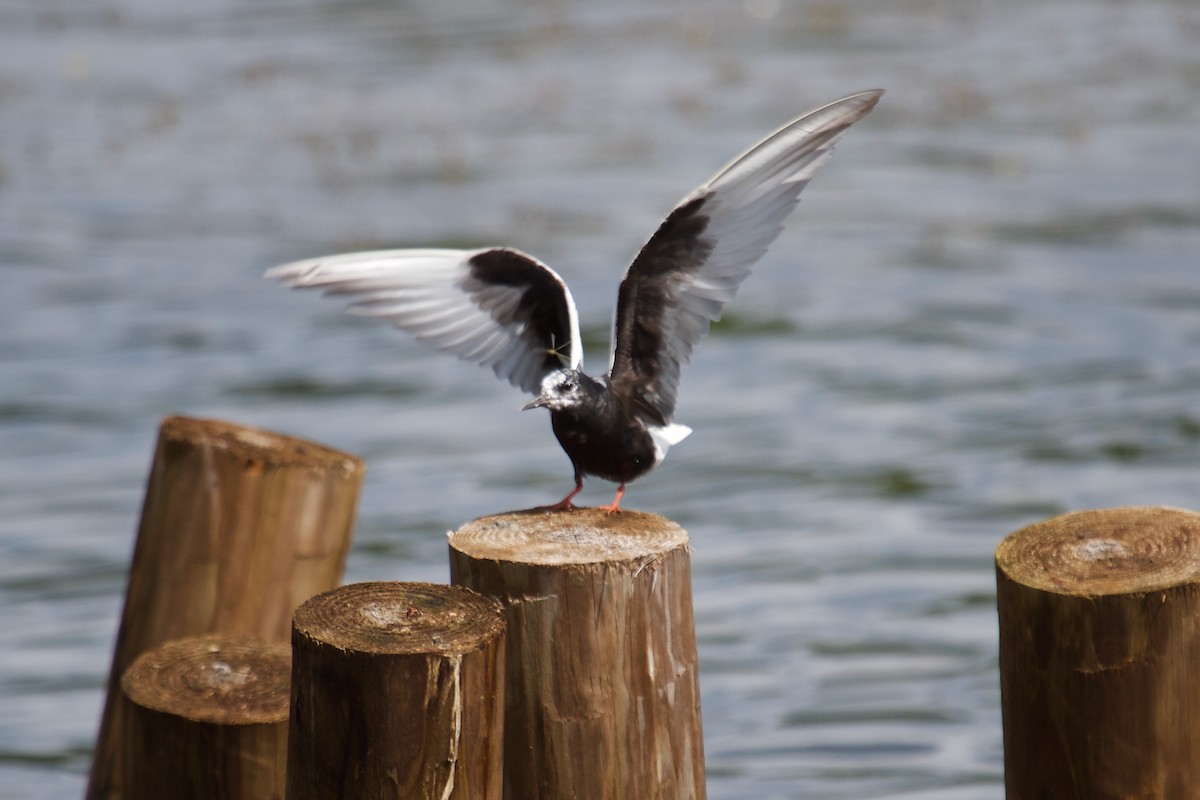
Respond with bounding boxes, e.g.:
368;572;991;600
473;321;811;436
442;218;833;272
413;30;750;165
997;506;1200;798
450;508;705;800
286;581;505;800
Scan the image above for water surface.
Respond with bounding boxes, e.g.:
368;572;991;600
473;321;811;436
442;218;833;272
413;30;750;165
2;0;1198;797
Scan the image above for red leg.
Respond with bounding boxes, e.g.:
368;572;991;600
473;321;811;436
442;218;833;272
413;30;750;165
598;483;626;514
546;475;583;512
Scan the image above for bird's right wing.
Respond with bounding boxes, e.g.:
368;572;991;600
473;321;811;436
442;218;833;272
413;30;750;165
266;247;582;395
608;90;882;421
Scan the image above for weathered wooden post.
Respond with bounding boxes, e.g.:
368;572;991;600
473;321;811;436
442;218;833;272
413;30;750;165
449;508;705;800
996;506;1200;798
121;635;290;800
88;415;364;800
287;581;507;800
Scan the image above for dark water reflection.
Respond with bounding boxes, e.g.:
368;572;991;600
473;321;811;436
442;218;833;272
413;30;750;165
3;0;1199;797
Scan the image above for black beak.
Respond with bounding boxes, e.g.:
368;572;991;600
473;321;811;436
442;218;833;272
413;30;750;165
521;396;547;412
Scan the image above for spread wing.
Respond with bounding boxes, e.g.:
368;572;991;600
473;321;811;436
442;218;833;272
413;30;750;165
266;247;581;395
608;89;883;422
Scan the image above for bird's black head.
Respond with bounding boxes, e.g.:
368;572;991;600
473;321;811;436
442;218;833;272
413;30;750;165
521;367;597;413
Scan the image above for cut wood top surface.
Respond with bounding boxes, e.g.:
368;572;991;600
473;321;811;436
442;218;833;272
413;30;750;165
996;506;1200;596
449;508;689;565
293;582;504;656
160;415;364;473
120;635;291;725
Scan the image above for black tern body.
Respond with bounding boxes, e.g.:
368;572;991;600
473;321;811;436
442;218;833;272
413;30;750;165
267;90;882;512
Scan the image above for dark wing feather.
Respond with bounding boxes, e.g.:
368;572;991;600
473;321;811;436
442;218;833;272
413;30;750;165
266;247;581;394
608;90;883;421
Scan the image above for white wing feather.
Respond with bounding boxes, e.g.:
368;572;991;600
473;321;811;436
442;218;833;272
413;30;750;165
608;90;882;419
673;91;885;353
266;248;582;395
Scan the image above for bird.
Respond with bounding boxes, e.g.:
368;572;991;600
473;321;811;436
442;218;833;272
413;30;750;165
266;89;882;513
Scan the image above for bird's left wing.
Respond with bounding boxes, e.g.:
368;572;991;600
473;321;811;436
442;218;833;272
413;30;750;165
266;247;581;395
608;89;882;422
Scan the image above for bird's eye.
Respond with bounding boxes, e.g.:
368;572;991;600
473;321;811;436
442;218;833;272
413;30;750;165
559;380;575;392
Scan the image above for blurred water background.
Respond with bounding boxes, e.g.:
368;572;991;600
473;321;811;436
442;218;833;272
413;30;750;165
3;0;1199;797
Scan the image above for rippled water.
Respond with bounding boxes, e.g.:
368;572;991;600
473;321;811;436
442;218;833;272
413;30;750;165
3;0;1198;797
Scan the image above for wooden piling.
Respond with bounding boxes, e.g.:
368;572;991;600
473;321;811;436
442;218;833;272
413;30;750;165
88;415;364;800
286;581;506;800
996;506;1200;798
448;508;706;800
120;635;290;800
